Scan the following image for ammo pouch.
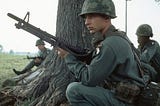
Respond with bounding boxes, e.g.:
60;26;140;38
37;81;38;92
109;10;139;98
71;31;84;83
137;82;160;106
115;81;140;104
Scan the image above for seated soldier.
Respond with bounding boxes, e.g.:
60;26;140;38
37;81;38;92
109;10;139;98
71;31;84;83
13;39;51;75
136;24;160;82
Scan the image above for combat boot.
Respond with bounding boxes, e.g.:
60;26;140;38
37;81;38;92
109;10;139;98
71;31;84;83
12;69;25;75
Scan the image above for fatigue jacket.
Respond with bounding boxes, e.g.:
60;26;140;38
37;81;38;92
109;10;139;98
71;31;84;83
37;48;51;60
139;40;160;81
64;25;145;87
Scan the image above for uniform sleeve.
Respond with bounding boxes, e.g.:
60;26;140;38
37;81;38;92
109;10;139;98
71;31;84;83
40;49;51;59
64;44;117;86
36;51;41;57
140;42;158;63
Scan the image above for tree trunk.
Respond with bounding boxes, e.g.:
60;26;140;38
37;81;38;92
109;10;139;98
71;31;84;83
56;0;85;46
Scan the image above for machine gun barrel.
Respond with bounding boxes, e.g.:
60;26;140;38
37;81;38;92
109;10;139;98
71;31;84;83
7;12;93;64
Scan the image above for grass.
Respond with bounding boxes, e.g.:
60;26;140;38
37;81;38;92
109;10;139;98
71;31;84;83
0;53;29;88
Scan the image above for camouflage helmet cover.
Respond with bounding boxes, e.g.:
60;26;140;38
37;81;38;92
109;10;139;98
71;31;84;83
79;0;117;18
35;39;45;46
136;24;153;37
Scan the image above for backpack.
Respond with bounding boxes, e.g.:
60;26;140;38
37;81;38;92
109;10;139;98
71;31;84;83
137;82;160;106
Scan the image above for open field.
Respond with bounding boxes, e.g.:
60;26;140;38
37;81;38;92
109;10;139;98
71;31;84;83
0;53;29;88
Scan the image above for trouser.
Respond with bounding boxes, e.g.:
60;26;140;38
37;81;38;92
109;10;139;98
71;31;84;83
21;60;41;73
66;82;130;106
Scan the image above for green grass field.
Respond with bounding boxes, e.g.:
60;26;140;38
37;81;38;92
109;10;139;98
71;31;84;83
0;53;29;87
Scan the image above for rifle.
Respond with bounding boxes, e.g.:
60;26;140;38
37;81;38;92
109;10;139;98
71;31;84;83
24;56;44;60
7;12;93;64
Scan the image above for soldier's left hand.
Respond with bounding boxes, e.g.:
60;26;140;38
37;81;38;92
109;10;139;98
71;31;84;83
57;47;69;58
34;58;42;63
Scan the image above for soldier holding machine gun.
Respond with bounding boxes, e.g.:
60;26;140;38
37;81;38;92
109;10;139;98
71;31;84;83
13;39;51;75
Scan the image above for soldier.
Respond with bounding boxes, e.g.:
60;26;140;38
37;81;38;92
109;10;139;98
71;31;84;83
13;39;51;75
58;0;146;105
136;24;160;82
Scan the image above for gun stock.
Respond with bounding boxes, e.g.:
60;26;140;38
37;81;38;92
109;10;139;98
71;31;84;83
8;12;93;64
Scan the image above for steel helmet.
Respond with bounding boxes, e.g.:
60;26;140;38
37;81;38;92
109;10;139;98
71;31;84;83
35;39;45;46
79;0;116;18
136;24;153;37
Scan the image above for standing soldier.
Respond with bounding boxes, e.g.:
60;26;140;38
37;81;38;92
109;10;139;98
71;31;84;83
13;39;51;75
136;24;160;82
58;0;146;106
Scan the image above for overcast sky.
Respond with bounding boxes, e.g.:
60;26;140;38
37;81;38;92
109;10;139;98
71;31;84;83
0;0;160;53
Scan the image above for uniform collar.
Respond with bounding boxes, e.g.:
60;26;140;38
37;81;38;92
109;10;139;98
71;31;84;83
91;25;117;47
104;25;117;38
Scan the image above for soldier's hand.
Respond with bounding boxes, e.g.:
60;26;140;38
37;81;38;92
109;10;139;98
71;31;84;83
34;58;42;63
57;47;69;58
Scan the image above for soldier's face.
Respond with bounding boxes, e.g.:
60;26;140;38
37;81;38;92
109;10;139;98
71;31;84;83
84;13;108;34
137;36;148;47
137;36;141;44
37;45;45;51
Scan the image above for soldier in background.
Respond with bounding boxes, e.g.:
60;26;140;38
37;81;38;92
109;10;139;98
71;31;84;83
13;39;51;75
58;0;146;105
136;24;160;82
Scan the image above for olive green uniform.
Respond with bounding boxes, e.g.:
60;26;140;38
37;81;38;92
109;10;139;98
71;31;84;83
64;25;145;106
23;47;51;70
63;0;145;105
15;47;51;75
138;40;160;82
13;39;51;75
136;24;160;82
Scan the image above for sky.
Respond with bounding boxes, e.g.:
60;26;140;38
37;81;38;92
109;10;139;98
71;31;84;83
0;0;160;53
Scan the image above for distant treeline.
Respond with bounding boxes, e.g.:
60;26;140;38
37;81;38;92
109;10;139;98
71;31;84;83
1;51;36;56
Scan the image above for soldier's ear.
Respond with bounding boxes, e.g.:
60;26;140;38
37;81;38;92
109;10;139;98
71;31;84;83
104;17;110;23
105;16;109;20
